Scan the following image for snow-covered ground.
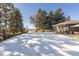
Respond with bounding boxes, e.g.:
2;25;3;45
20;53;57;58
0;32;79;56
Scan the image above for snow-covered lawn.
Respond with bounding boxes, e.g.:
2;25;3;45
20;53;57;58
0;32;79;56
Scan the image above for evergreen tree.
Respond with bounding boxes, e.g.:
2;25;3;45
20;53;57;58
45;11;54;31
30;16;35;25
9;10;16;35
31;8;47;31
9;9;24;35
54;8;66;24
16;9;25;33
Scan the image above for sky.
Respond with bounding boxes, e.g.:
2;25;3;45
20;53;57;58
14;3;79;28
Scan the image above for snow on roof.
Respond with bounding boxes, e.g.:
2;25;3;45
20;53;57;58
54;20;79;27
71;24;79;27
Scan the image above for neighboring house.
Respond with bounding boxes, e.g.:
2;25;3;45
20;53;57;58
53;20;79;34
70;24;79;34
28;29;36;32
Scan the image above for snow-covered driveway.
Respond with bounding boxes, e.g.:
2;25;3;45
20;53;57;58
0;32;79;56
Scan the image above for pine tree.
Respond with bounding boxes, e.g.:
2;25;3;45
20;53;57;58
15;9;25;33
30;8;47;31
54;8;66;24
9;9;24;35
9;10;16;35
45;11;54;31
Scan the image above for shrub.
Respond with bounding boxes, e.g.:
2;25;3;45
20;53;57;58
3;33;14;40
0;37;3;42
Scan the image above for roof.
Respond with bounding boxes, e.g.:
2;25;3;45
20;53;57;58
53;20;79;27
71;24;79;27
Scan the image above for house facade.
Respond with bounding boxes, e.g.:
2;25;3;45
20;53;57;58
70;24;79;34
53;20;79;34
